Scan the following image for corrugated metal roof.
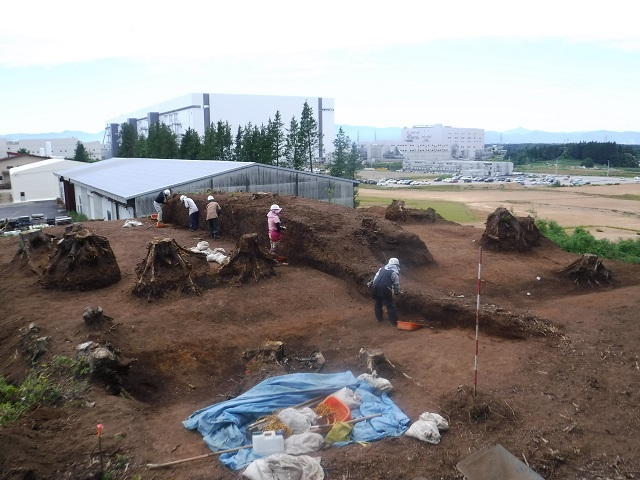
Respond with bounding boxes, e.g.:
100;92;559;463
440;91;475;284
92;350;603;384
53;158;255;199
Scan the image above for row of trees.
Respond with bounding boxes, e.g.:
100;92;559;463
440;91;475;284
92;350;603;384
114;101;364;177
503;142;640;168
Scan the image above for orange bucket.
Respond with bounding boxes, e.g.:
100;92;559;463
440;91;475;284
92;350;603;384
318;396;351;423
397;321;423;331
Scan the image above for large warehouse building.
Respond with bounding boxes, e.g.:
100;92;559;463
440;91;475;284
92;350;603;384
54;158;357;221
104;93;335;162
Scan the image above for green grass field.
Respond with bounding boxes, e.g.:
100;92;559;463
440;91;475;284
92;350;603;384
357;195;477;223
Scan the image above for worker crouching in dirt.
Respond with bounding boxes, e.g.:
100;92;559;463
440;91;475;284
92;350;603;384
371;258;401;327
267;204;286;256
180;195;199;231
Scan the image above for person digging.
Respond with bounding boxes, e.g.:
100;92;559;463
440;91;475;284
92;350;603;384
267;204;287;262
370;257;402;327
153;189;170;227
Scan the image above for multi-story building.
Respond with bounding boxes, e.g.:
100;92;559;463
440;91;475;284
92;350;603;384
104;93;335;162
0;138;102;161
362;124;485;164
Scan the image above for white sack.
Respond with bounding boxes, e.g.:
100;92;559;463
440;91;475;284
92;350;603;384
284;432;325;455
196;241;209;251
206;251;228;264
357;373;393;393
329;387;361;409
122;220;143;227
242;454;324;480
405;411;449;444
277;407;317;434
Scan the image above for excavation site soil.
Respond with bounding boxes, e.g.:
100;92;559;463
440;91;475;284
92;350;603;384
1;191;640;480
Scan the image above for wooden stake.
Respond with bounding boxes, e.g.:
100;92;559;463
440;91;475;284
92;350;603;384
146;445;252;469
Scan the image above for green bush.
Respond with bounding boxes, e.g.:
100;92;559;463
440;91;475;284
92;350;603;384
69;211;89;222
536;219;640;263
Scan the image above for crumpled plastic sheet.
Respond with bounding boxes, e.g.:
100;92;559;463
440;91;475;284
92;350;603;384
183;371;410;470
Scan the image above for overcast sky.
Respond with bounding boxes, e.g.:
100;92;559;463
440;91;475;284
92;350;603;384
1;0;639;135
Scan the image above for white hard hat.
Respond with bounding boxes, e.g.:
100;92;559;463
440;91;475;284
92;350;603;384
270;204;281;211
164;189;170;196
388;257;400;265
207;195;214;201
180;195;186;202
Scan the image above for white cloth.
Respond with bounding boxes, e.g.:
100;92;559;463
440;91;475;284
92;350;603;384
329;387;361;409
357;373;393;393
277;407;317;434
242;454;324;480
122;220;143;227
283;432;325;455
405;412;449;444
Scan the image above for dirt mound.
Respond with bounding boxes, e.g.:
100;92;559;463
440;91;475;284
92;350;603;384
480;207;541;251
384;199;445;223
132;237;211;300
559;254;613;286
163;192;435;289
41;224;121;291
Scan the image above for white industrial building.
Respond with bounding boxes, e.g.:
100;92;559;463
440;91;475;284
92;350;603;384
363;124;486;164
1;138;102;161
10;159;84;203
104;93;335;162
402;158;513;176
54;157;357;221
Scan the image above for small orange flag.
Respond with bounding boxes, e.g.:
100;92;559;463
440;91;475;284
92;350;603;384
97;423;104;438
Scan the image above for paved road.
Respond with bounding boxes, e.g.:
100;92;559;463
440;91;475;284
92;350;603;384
0;199;67;223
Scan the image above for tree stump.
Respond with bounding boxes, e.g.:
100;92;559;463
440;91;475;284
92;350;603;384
83;306;113;329
560;254;612;286
385;200;441;223
16;229;55;274
480;207;541;252
132;237;210;300
42;226;121;291
217;233;277;284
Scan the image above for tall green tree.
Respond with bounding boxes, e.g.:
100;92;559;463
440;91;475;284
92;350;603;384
200;122;219;159
218;121;234;160
284;116;304;170
345;142;363;180
234;125;244;161
267;111;285;167
73;141;91;162
298;101;319;172
146;123;178;159
134;133;147;158
330;127;350;177
117;122;138;157
179;127;201;159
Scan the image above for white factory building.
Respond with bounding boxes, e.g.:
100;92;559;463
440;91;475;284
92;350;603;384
1;138;102;161
363;124;486;164
10;158;85;203
104;93;335;162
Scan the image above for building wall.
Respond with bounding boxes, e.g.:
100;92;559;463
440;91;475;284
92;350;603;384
9;160;81;202
104;93;335;162
1;138;102;161
403;158;513;176
74;184;134;221
0;155;48;188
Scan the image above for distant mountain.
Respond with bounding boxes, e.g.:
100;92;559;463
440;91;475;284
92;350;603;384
339;125;640;145
3;127;639;146
485;129;640;145
1;130;104;142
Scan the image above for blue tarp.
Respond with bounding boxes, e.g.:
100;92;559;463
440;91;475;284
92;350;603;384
183;371;410;470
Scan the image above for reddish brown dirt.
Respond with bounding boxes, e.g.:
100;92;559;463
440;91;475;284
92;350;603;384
1;192;640;480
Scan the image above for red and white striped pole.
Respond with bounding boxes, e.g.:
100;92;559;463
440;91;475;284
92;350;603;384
473;246;483;401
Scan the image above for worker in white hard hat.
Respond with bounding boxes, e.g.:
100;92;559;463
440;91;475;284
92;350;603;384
370;257;401;326
267;204;286;256
180;195;199;231
206;195;222;239
153;189;171;225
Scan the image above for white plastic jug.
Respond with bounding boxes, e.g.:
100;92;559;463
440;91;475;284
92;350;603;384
252;430;285;456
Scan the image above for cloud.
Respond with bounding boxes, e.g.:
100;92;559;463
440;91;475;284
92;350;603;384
2;0;640;67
